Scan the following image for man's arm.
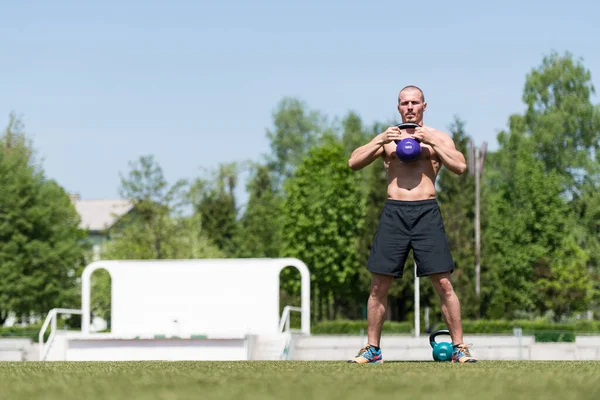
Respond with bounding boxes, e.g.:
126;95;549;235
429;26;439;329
348;138;385;171
348;126;402;171
432;137;467;175
413;127;467;175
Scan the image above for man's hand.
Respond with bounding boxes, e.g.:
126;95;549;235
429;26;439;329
411;126;435;145
377;126;403;145
348;126;401;171
416;127;468;175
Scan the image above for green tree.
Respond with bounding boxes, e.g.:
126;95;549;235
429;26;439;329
281;136;366;321
434;116;478;319
483;123;587;319
520;51;600;317
566;182;600;315
534;234;592;319
233;163;283;258
266;97;330;187
481;51;599;320
190;162;240;256
522;51;600;188
572;183;600;269
0;113;87;324
102;155;194;260
341;111;367;157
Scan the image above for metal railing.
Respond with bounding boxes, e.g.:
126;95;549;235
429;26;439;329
278;305;303;333
278;305;303;360
39;308;82;361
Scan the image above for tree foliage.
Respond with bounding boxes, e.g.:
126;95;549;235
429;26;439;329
0;113;87;324
101;155;215;260
523;51;600;188
190;162;240;256
483;115;593;320
281;136;366;320
266;97;330;187
233;163;283;258
435;117;478;318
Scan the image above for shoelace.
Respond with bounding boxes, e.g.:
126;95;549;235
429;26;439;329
356;345;375;357
454;343;474;356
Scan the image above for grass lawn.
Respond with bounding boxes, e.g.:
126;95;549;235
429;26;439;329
1;360;599;400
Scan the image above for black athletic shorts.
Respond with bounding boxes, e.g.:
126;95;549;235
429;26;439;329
367;198;454;278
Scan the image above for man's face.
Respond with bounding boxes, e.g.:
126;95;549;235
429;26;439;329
397;88;426;123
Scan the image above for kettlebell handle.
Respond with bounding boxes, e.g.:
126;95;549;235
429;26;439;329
429;329;451;348
396;122;421;130
394;123;421;144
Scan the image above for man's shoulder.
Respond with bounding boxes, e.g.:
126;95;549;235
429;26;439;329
424;125;449;135
425;125;453;142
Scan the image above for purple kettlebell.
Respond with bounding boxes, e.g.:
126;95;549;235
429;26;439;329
394;122;421;162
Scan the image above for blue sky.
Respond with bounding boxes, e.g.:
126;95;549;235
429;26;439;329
1;0;599;207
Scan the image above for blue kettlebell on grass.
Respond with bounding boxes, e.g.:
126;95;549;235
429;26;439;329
394;122;421;162
429;329;453;362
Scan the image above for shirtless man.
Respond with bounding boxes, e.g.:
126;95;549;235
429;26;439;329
347;85;477;364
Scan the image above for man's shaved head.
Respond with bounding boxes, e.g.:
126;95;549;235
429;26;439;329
397;85;427;124
398;85;425;103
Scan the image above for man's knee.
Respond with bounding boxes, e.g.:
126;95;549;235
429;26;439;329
430;273;454;298
370;272;393;298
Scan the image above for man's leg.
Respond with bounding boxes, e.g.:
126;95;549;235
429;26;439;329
367;272;394;347
430;272;477;363
429;272;463;344
349;200;409;364
411;201;477;363
348;272;393;364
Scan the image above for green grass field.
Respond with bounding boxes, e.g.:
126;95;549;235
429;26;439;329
1;360;599;400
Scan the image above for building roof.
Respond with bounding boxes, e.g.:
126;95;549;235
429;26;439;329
73;198;134;232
